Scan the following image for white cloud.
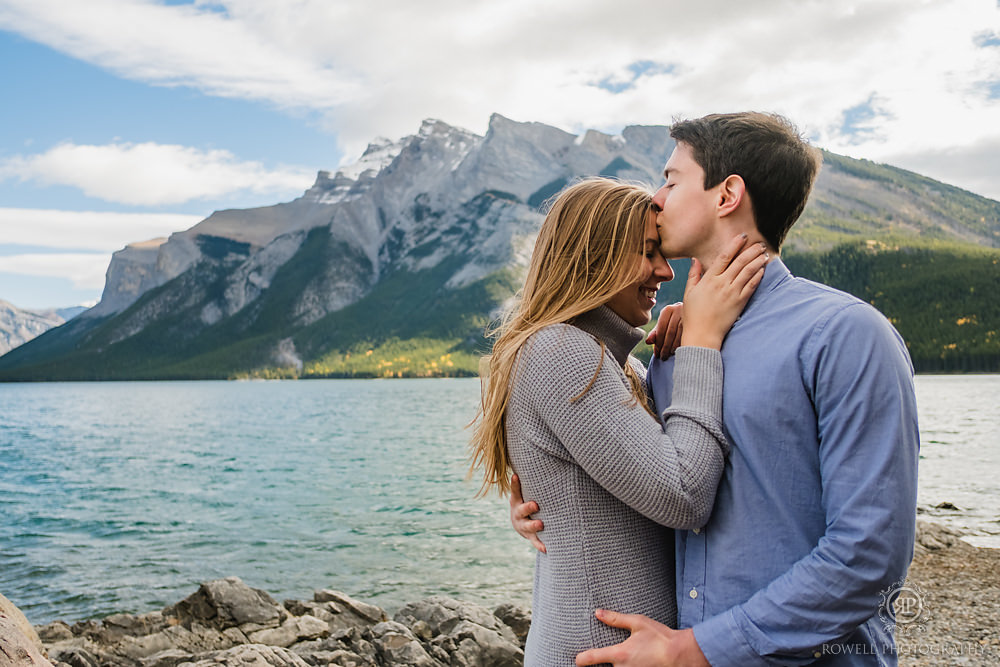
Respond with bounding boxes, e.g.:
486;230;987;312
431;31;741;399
0;0;357;109
0;208;202;250
1;0;998;199
0;252;111;289
0;142;315;206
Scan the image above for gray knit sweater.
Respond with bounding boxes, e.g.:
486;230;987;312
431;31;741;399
506;306;728;666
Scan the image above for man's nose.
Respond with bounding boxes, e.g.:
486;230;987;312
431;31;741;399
652;186;667;209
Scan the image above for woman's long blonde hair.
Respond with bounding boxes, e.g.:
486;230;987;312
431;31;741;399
469;178;655;496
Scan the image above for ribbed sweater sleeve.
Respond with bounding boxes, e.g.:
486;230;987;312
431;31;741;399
514;325;726;529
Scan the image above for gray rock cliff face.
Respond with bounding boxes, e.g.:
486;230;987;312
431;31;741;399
0;301;67;355
84;114;674;350
88;238;171;318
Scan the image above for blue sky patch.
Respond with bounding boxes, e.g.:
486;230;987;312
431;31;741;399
839;94;892;143
593;60;676;94
973;31;1000;48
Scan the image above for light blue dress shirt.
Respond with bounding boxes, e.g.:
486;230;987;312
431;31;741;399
647;258;919;666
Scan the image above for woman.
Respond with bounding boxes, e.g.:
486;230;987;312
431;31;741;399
469;178;765;666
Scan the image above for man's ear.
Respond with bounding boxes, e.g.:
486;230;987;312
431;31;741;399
716;174;746;218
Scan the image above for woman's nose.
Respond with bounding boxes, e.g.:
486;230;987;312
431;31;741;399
654;259;674;282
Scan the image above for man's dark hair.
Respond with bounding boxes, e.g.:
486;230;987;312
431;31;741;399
669;112;822;250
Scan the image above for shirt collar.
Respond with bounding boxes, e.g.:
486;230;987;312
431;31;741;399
742;257;791;316
571;306;645;368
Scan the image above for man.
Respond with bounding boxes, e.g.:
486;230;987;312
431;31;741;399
511;112;920;665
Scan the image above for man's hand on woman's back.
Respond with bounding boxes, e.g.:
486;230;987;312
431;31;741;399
509;474;546;553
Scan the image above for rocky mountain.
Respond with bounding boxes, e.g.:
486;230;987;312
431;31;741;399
1;114;998;380
0;301;86;355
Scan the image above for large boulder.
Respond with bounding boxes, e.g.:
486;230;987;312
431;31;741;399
0;593;53;667
165;578;287;632
492;604;530;648
914;520;975;554
370;621;442;666
394;597;523;667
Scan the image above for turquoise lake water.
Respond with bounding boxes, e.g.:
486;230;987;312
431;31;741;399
1;375;998;624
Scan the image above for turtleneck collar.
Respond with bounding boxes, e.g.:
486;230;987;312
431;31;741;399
571;306;645;368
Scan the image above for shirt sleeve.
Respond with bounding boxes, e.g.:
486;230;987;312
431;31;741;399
518;326;728;530
693;303;920;666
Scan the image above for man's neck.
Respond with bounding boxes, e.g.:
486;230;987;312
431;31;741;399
693;230;776;269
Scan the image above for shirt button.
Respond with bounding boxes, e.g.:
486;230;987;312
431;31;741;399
814;652;822;659
689;588;698;599
692;528;701;534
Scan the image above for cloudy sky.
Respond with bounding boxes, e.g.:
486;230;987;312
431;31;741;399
1;0;998;309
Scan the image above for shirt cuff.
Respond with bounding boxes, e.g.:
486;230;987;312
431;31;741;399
693;609;768;667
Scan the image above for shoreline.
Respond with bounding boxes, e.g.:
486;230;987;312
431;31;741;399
896;521;1000;666
1;521;996;666
3;370;1000;384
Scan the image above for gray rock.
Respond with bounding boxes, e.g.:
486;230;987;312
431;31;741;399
492;604;530;647
114;629;182;660
139;648;194;667
165;578;286;631
0;614;54;666
48;645;104;667
281;601;335;624
394;597;515;643
35;621;74;644
109;612;170;638
915;520;975;553
394;597;522;667
1;591;47;657
312;590;386;625
246;615;327;648
430;620;522;667
176;644;310;667
370;621;441;666
114;620;236;660
292;648;374;667
34;580;531;667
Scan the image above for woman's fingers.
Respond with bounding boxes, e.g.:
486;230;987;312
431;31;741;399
704;233;749;276
736;254;769;299
677;237;767;350
681;258;703;302
658;304;683;360
646;302;683;359
721;240;767;281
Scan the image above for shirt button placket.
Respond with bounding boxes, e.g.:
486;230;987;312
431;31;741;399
682;530;708;620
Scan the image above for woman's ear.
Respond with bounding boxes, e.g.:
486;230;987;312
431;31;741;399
716;174;746;218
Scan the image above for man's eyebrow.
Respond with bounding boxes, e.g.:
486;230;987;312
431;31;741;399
662;167;673;180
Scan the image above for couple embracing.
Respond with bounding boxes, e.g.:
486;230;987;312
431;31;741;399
470;112;920;666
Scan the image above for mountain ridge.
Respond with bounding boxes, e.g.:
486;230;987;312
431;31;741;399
2;114;998;378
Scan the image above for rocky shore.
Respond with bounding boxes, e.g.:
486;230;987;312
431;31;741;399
897;521;1000;666
4;578;530;667
2;521;997;667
